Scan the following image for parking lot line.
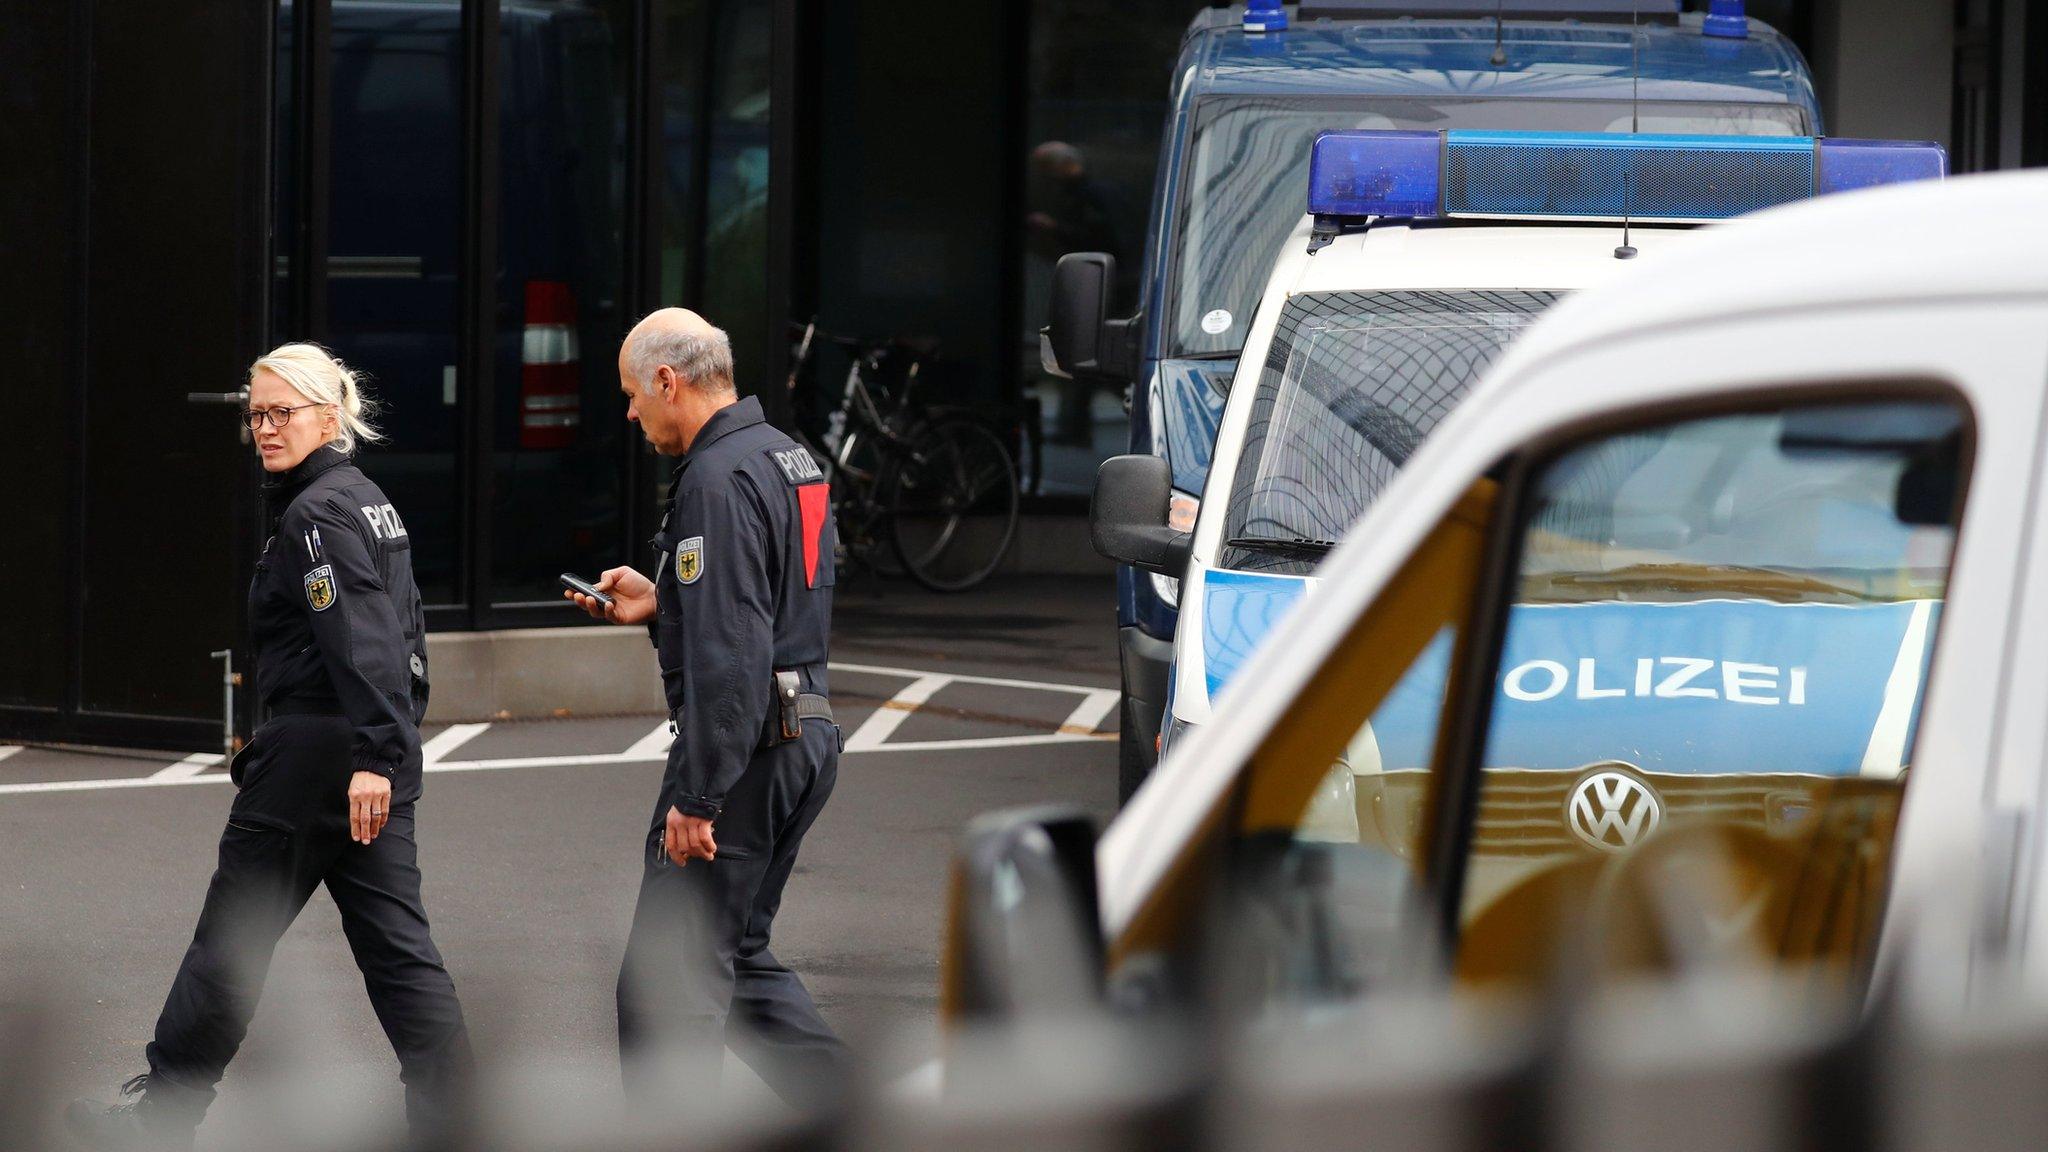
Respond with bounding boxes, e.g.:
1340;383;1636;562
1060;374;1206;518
622;720;674;760
148;752;224;782
1057;690;1120;737
0;660;1116;796
831;661;1108;697
841;674;953;753
422;722;491;766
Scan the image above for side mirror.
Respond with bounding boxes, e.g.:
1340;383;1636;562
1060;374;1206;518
1091;455;1192;578
1041;252;1135;382
943;806;1104;1023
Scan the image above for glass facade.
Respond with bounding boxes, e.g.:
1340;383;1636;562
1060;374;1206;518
326;1;466;603
1019;1;1186;498
273;0;775;626
488;0;633;606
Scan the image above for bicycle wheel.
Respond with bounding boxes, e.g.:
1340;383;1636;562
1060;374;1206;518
887;419;1020;592
835;427;905;576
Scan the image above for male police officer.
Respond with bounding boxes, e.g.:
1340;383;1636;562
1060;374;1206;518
566;308;847;1106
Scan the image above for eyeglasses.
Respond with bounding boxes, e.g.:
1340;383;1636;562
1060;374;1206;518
242;403;324;431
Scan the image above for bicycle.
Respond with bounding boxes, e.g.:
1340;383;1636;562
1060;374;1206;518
785;320;1020;592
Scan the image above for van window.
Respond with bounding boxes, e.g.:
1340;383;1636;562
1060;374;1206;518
1215;482;1499;1003
1451;400;1967;982
1170;96;1804;358
1221;290;1559;575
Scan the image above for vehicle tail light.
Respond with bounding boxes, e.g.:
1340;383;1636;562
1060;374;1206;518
519;280;580;450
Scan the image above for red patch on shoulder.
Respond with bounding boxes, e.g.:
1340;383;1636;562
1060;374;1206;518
798;483;829;588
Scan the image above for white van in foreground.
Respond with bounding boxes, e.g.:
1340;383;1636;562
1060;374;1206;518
946;168;2048;1023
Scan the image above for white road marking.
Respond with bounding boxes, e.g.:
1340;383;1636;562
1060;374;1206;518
149;752;225;782
841;675;952;752
831;661;1107;697
0;661;1119;797
623;720;675;760
1057;689;1120;736
0;774;224;796
867;732;1111;753
427;729;1111;773
422;723;491;765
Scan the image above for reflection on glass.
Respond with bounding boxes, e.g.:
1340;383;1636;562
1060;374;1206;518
1224;483;1496;1007
700;2;772;400
1020;4;1177;495
489;0;632;606
1170;96;1805;359
273;1;296;347
1220;290;1559;575
326;1;465;604
1447;401;1966;983
656;0;706;315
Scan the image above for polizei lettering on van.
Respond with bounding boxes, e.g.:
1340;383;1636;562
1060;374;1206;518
1362;600;1941;777
1500;657;1810;706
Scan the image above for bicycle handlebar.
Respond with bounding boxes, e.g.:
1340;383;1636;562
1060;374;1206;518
785;318;937;359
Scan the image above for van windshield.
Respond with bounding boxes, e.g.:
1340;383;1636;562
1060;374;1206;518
1219;289;1559;574
1170;96;1804;357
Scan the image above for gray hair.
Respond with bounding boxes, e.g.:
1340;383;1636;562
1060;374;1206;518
249;343;384;454
626;322;735;396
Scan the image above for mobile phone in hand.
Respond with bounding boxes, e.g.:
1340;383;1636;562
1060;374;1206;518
559;572;615;608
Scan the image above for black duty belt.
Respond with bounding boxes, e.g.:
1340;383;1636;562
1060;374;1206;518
766;670;833;746
672;671;833;748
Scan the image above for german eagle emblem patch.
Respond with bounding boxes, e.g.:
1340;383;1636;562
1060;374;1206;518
675;536;704;584
304;564;337;612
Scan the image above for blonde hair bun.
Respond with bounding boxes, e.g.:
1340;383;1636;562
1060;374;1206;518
249;343;384;454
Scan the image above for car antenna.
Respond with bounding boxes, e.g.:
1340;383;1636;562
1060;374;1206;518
1614;0;1641;260
1490;0;1508;66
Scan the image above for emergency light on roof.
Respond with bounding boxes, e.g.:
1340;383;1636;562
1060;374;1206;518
1244;0;1287;32
1307;130;1947;224
1702;0;1749;39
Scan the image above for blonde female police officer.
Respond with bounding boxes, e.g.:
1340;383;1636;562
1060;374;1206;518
568;309;848;1106
70;346;471;1149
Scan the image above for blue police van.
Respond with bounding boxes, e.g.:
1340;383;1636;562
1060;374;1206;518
1041;0;1824;801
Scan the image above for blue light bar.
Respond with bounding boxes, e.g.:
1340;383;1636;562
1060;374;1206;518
1244;0;1288;32
1448;131;1811;220
1702;0;1748;39
1306;131;1441;218
1307;130;1948;223
1818;138;1948;193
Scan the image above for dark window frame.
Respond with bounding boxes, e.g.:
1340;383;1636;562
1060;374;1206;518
271;0;794;633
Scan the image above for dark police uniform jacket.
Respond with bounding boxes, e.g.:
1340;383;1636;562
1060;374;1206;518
245;444;429;815
650;396;835;821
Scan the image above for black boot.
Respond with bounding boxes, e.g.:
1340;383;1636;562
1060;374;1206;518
64;1075;198;1152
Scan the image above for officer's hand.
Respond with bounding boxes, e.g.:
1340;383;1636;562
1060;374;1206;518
565;566;656;626
664;805;717;867
348;771;392;844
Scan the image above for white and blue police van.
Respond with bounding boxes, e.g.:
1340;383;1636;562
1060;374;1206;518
946;156;2048;1033
1088;127;1949;763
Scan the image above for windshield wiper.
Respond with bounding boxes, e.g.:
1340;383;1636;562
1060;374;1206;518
1524;563;1878;602
1225;535;1339;557
1173;350;1242;362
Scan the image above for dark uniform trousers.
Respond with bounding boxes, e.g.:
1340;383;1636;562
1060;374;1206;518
616;721;846;1105
144;716;471;1130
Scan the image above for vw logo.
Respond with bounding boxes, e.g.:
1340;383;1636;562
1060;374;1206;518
1566;765;1662;853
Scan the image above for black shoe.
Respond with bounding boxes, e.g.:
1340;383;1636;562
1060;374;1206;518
65;1075;196;1152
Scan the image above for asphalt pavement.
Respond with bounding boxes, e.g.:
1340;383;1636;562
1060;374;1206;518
0;573;1120;1141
